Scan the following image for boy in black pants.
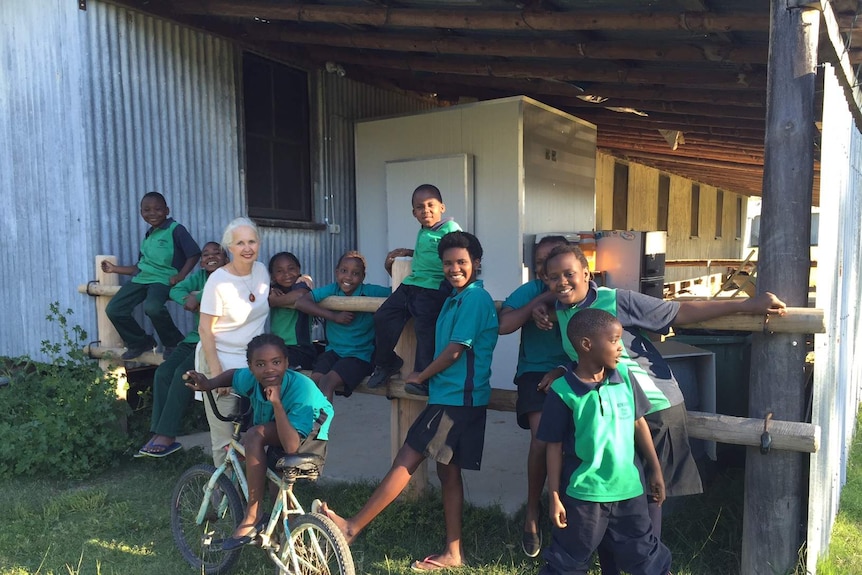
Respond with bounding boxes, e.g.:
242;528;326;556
538;308;671;575
366;184;461;395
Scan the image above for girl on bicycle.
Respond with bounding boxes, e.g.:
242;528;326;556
185;333;334;551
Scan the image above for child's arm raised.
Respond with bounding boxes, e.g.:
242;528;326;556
184;369;237;392
264;385;302;453
635;417;666;506
498;290;558;334
170;255;200;286
384;248;414;276
269;280;312;308
546;441;567;528
673;291;786;326
101;260;139;276
293;292;354;325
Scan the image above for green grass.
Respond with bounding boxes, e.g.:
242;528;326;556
818;410;862;574
0;440;754;575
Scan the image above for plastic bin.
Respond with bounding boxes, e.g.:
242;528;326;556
671;331;752;467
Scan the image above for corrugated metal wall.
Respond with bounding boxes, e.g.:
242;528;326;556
85;2;242;339
0;0;436;360
807;64;862;573
0;1;95;357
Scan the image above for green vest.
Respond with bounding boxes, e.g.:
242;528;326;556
556;289;672;413
134;221;180;285
550;367;644;502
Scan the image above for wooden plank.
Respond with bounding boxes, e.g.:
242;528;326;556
686;411;818;453
94;256;127;399
170;2;772;33
81;282;825;334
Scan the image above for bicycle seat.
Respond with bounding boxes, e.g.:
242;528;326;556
275;453;325;479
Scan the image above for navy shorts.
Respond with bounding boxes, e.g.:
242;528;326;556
405;404;487;470
311;350;373;397
515;371;549;430
540;493;671;575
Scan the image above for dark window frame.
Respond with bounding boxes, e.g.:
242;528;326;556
612;162;629;231
690;183;700;237
242;52;315;224
715;189;724;238
657;174;670;232
735;197;744;239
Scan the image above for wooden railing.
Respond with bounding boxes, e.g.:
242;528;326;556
80;255;823;492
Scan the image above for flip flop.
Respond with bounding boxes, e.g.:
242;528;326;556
143;442;182;458
410;556;458;572
134;438;157;458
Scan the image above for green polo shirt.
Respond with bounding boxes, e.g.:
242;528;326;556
232;368;334;439
428;280;499;407
555;286;678;413
402;219;461;290
502;279;569;377
310;282;391;362
538;364;651;502
133;218;200;286
270;283;313;347
169;268;209;344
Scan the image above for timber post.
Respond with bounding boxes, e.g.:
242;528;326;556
94;255;128;399
389;258;429;497
741;2;819;573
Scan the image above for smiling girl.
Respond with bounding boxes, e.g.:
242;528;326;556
293;251;390;401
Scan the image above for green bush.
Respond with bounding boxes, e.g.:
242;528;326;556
0;303;132;479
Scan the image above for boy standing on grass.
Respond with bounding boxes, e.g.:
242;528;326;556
538;308;671;575
317;231;498;571
366;184;461;395
103;191;200;360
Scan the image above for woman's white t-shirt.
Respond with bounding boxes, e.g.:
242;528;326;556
198;260;270;369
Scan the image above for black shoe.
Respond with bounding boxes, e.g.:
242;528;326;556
404;381;429;396
521;530;542;558
366;357;404;389
121;337;156;360
162;346;176;360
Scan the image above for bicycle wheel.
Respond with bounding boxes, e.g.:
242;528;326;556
278;513;355;575
170;463;244;575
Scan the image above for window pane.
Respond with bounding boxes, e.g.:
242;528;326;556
715;190;724;238
690;184;700;236
613;163;629;230
657;174;670;232
245;135;272;209
243;56;272;136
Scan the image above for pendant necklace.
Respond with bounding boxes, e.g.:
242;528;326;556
233;265;257;302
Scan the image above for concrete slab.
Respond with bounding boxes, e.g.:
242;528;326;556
178;392;531;515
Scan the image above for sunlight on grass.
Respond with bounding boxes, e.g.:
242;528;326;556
817;407;862;573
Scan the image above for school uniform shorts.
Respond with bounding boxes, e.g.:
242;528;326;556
312;350;373;397
405;404;487;470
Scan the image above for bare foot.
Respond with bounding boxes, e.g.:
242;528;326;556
319;502;357;544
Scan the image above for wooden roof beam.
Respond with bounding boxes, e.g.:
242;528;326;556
171;2;771;32
815;0;862;130
251;24;769;65
294;46;768;90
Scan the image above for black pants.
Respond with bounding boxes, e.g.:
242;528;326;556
372;282;450;372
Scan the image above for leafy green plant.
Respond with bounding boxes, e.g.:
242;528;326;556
0;303;132;479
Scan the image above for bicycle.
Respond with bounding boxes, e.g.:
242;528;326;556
169;389;354;575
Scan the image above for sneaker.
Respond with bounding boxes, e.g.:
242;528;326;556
404;381;429;396
366;357;404;389
122;337;156;360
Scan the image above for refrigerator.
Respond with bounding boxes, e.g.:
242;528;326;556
595;231;667;298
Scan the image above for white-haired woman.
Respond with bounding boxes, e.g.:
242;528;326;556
197;217;270;466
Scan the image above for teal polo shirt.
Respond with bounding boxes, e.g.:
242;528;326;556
537;363;651;502
232;368;334;439
270;282;313;347
428;280;499;407
169;268;209;344
502;279;569;377
310;282;391;362
133;218;201;285
402;219;461;290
